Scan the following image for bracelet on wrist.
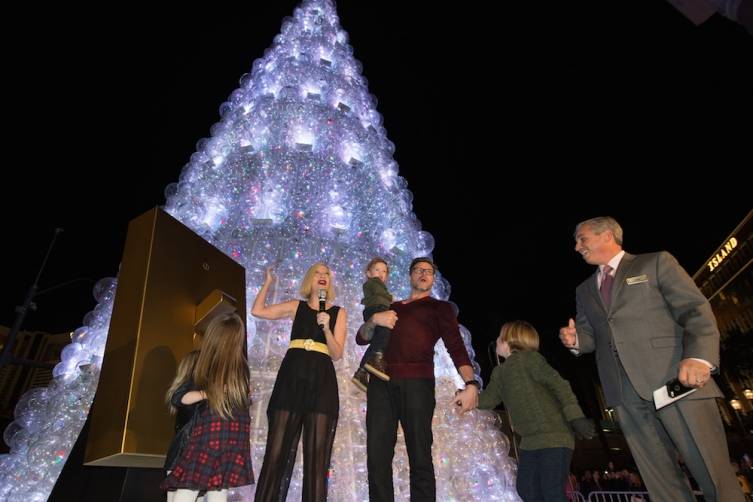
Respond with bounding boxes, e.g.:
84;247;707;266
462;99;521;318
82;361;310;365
464;379;481;390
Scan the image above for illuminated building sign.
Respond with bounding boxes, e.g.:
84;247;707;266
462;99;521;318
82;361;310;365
707;237;738;272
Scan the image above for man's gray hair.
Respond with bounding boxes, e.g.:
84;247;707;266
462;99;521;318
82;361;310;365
575;216;623;245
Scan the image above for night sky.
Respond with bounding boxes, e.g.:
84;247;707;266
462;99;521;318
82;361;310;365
2;1;751;381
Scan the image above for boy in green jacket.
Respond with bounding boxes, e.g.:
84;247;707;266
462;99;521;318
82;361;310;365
351;257;393;391
478;320;595;502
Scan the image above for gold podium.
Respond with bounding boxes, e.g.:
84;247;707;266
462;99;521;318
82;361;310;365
84;207;246;467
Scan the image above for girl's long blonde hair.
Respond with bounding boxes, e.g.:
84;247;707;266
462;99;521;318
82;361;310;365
193;313;250;419
165;350;200;415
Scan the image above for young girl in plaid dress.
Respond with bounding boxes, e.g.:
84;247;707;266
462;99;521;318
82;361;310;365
162;313;255;502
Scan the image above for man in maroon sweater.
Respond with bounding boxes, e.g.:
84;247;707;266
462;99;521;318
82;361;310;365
356;257;479;501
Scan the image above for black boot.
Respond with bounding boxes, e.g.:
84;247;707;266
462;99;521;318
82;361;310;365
364;352;390;381
351;367;369;392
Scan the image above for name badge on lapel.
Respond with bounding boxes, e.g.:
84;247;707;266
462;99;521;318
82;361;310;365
626;274;649;285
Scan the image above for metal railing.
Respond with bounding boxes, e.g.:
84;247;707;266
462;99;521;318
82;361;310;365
576;489;704;501
586;492;648;502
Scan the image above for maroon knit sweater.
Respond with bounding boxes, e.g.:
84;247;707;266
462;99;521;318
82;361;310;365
356;296;471;378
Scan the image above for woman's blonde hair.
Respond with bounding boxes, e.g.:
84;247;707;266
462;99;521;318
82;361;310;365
299;262;336;301
499;320;540;352
165;350;200;415
193;313;250;419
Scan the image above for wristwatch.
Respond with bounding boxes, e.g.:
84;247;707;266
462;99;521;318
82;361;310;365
464;379;481;390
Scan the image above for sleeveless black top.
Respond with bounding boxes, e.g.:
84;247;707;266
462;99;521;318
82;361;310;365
266;300;340;416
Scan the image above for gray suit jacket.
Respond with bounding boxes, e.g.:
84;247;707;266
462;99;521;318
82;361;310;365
575;251;722;408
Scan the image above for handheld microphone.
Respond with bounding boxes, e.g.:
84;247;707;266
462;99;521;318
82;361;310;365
318;289;327;328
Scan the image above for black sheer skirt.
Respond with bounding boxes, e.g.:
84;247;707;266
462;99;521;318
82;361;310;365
254;408;338;501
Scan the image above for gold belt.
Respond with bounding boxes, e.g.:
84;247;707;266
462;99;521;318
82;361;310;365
289;338;329;355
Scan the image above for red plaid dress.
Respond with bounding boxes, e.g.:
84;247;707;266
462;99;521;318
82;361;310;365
162;402;254;491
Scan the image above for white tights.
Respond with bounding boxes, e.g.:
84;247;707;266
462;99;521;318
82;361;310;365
168;489;222;502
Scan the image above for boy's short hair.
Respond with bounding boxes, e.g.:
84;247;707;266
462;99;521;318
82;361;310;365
500;320;540;352
365;257;389;274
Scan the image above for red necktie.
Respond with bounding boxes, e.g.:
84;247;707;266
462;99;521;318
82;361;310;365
600;265;614;310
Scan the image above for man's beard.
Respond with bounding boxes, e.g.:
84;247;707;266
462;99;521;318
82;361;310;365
412;281;431;292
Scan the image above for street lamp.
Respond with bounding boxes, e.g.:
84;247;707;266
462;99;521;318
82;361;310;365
0;228;84;370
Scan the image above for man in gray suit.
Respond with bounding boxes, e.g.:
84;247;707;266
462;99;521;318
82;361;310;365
559;216;743;502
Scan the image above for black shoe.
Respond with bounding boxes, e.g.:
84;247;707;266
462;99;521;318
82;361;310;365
364;352;390;381
351;367;368;392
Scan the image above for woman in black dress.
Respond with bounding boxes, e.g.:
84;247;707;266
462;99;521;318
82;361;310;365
252;262;347;501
